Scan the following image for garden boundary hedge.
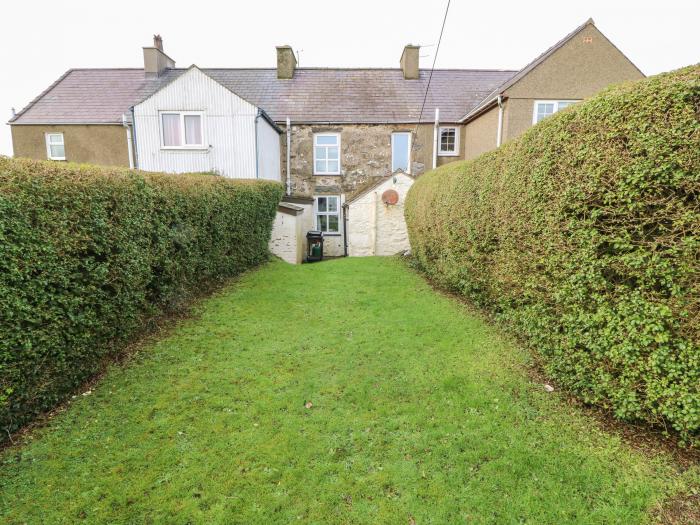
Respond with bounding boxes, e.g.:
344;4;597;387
0;158;283;436
405;65;699;444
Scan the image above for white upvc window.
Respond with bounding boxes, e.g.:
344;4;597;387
45;133;65;160
391;132;411;173
315;195;340;234
533;100;578;124
314;133;341;175
160;111;205;149
438;126;459;156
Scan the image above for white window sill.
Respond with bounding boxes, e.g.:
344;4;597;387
160;146;209;151
321;232;342;236
438;152;460;157
314;173;342;176
48;158;66;161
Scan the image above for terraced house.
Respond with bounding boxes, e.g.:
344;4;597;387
9;19;643;261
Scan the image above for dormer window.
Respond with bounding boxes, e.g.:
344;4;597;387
160;111;205;148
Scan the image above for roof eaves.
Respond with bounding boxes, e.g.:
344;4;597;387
459;18;596;123
8;69;75;124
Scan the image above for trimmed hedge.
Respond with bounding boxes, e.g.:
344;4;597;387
406;66;700;443
0;158;283;435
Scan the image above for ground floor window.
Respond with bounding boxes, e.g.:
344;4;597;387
315;195;340;233
45;132;65;160
533;100;578;123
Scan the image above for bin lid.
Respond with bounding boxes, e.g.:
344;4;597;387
306;230;324;239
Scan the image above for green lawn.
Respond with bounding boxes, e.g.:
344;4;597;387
0;257;696;524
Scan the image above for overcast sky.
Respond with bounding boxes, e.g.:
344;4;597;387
1;0;698;156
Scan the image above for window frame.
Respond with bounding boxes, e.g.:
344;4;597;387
391;131;412;174
159;111;206;150
532;100;579;124
313;133;341;175
314;195;341;235
45;132;65;161
437;126;460;157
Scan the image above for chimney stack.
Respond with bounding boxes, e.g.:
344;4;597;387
400;44;420;80
143;34;175;77
276;45;297;79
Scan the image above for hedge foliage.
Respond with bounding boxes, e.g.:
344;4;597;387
0;158;283;435
406;66;700;443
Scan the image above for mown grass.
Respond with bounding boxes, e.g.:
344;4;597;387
0;257;697;524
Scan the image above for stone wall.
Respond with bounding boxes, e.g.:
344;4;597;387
283;123;434;198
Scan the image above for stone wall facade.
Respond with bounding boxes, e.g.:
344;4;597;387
282;123;439;198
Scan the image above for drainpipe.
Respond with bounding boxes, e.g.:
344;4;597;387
432;107;439;170
254;110;260;178
130;107;139;169
122;115;135;169
496;95;504;147
342;202;349;257
286;117;291;195
370;191;378;256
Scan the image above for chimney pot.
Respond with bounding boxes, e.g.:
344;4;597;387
276;45;297;79
400;44;420;80
153;34;163;51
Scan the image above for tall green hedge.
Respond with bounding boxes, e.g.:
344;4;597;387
406;65;700;444
0;158;283;435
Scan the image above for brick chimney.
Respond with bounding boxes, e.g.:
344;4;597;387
276;45;297;79
400;44;420;80
143;34;175;76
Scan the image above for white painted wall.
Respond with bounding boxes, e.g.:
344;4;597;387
269;207;303;264
134;67;280;181
347;173;414;256
257;118;281;181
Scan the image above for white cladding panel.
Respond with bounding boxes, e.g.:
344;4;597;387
257;118;281;181
134;67;258;178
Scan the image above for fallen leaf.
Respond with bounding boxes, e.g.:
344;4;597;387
304;401;313;409
544;384;555;392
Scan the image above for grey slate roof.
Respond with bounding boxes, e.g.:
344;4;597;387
10;67;516;125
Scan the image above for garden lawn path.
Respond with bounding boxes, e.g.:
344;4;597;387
1;257;696;524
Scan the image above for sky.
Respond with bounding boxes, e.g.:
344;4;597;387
1;0;698;156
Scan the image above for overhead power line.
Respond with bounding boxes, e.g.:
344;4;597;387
416;0;451;130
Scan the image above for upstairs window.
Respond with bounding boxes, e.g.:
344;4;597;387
533;100;578;124
160;112;205;148
315;195;340;233
314;133;340;175
45;133;65;160
438;127;459;156
391;132;411;173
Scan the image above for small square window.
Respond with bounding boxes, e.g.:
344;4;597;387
438;127;459;156
160;112;205;148
315;195;340;233
45;133;65;160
